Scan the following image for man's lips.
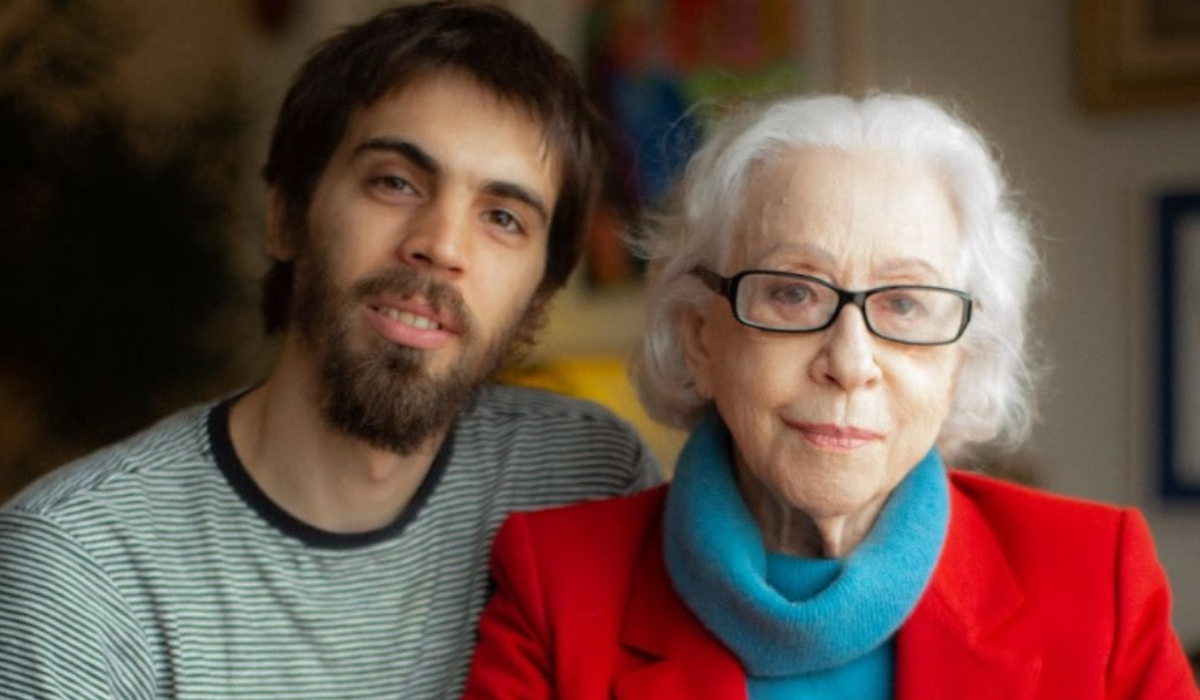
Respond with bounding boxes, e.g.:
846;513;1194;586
786;420;883;450
365;298;459;350
375;305;441;330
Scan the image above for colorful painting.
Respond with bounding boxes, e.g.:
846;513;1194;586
583;0;807;286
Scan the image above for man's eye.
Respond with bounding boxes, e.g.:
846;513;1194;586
488;210;523;233
372;175;415;193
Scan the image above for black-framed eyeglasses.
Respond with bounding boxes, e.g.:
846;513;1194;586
692;266;973;346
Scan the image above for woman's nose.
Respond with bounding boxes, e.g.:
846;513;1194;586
809;305;882;391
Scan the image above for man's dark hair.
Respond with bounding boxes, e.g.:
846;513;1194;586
260;0;607;333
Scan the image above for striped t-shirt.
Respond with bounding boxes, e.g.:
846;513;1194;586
0;384;660;699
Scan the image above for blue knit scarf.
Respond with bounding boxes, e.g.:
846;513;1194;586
663;410;950;687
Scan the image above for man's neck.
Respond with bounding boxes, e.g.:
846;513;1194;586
228;361;447;534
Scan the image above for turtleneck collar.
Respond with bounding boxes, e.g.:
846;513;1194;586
663;410;950;679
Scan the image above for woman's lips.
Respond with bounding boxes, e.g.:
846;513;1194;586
787;421;883;451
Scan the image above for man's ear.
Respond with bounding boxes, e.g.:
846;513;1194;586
513;290;550;350
680;305;715;400
266;188;297;262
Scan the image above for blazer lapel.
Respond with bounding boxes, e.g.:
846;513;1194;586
613;519;746;700
895;480;1042;699
612;476;1045;698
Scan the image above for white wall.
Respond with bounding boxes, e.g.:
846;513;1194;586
848;0;1200;648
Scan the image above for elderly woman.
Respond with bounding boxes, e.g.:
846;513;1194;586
462;93;1198;698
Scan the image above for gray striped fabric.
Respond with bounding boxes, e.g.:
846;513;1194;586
0;384;660;699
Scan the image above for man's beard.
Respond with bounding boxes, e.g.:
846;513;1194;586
291;248;540;456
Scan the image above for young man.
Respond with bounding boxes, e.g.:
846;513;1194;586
0;3;659;697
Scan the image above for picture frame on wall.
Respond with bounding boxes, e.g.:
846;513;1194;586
1075;0;1200;110
1157;190;1200;500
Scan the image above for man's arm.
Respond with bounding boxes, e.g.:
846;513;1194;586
462;513;555;699
0;511;156;699
624;435;665;494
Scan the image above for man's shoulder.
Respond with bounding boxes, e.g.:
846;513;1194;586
461;383;651;455
519;485;667;537
470;383;635;428
451;384;661;490
3;402;217;521
500;486;667;577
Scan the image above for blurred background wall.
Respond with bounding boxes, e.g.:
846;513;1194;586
2;0;1199;656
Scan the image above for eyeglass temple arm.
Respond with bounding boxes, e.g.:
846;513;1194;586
690;266;728;294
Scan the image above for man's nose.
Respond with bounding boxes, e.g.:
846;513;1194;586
397;200;469;277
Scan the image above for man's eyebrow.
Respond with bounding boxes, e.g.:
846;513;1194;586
355;137;441;176
356;136;551;227
484;181;550;227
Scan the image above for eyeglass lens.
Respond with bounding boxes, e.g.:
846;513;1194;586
735;272;966;344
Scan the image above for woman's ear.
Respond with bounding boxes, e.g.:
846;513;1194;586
680;305;715;400
266;188;297;262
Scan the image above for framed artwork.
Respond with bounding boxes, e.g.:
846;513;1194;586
581;0;808;287
1075;0;1200;110
1157;190;1200;500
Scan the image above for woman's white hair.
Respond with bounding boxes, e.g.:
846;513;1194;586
630;92;1041;460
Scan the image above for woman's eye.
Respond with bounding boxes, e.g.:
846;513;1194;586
885;294;922;316
771;283;814;305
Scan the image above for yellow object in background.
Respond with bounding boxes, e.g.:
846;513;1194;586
499;355;684;477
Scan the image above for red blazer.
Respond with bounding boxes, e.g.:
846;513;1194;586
463;471;1198;699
